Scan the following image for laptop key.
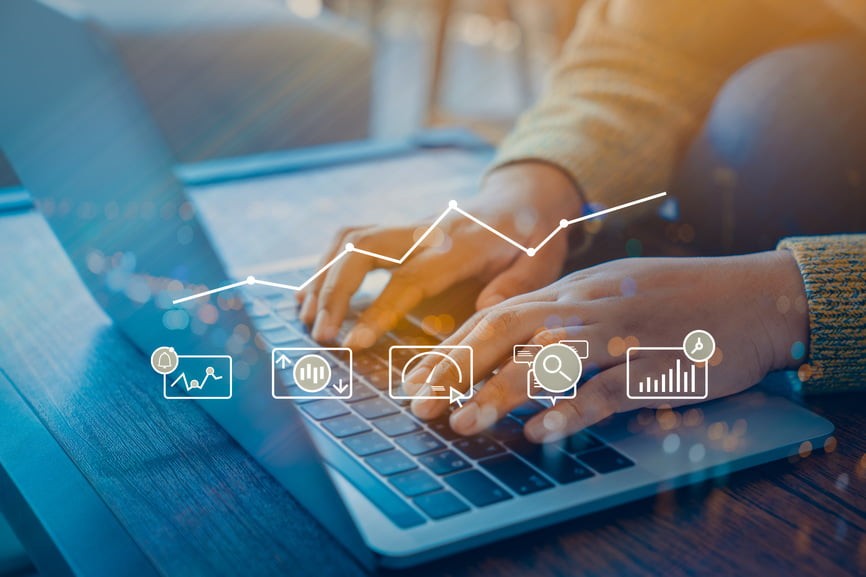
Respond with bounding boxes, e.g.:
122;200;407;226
255;316;286;331
343;382;377;403
479;455;554;495
508;400;546;421
445;470;512;507
320;414;371;438
355;353;386;375
486;417;524;443
419;450;470;475
506;439;595;484
343;432;393;457
262;328;305;346
364;369;391;391
273;298;297;313
453;435;505;460
428;417;461;441
245;301;270;318
395;432;445;456
373;414;420;437
577;447;635;474
300;400;349;421
562;431;604;454
390;470;442;497
353;397;399;420
366;450;417;476
413;491;470;520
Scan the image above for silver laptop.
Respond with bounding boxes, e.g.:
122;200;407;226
0;0;834;570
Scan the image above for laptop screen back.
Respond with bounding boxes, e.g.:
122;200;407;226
0;0;369;564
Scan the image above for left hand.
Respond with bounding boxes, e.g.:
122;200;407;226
405;250;809;443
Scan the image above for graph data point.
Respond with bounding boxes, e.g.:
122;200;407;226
448;200;458;209
345;242;355;251
246;275;256;285
560;219;569;229
527;248;536;257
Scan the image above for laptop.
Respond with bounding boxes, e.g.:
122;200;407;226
0;0;834;570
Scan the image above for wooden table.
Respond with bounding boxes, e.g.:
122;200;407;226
1;138;864;577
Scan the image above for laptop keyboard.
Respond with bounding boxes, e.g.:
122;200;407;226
243;269;634;526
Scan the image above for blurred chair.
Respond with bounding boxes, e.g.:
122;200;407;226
424;0;583;127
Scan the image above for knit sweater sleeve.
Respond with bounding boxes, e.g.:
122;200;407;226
777;235;866;391
490;0;829;209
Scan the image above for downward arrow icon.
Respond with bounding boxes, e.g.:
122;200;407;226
333;379;349;395
275;354;292;370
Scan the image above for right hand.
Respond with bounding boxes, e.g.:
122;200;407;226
296;162;583;350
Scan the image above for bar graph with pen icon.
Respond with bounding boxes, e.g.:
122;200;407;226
626;347;709;400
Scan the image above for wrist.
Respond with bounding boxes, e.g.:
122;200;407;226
750;250;810;371
478;162;584;229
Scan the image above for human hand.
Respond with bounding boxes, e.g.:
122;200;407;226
406;250;809;442
297;162;582;349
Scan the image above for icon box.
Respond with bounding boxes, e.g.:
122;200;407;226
163;354;233;400
388;345;473;402
626;346;709;400
513;340;589;365
272;347;353;400
518;340;588;405
526;368;578;405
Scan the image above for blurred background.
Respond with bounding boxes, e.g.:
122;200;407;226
0;0;584;188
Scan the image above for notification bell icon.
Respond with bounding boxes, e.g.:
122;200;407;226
150;346;178;375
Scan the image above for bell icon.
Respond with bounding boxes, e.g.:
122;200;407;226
151;346;177;375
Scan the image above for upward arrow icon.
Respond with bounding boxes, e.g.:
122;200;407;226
275;354;292;370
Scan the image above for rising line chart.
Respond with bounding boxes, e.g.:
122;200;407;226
173;191;667;304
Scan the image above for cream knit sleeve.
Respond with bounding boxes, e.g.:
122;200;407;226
491;0;821;209
778;235;866;392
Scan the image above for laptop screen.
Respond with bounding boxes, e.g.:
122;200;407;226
0;0;370;563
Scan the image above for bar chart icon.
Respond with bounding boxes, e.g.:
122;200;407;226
626;347;708;400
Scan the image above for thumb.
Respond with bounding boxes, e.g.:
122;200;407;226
476;246;564;309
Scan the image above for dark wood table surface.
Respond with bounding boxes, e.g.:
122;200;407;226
1;143;864;577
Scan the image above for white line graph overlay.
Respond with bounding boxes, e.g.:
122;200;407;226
173;191;667;304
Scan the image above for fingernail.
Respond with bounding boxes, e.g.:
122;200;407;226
343;323;376;350
449;403;478;433
403;368;430;395
477;294;505;309
312;310;336;342
525;410;567;443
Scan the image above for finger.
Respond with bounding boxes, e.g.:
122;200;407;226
343;250;473;350
312;228;411;342
311;253;376;342
447;360;529;434
524;363;630;443
476;243;566;309
402;291;559;395
411;303;560;418
299;227;359;324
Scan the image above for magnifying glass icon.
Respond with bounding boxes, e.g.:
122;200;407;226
542;355;569;380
